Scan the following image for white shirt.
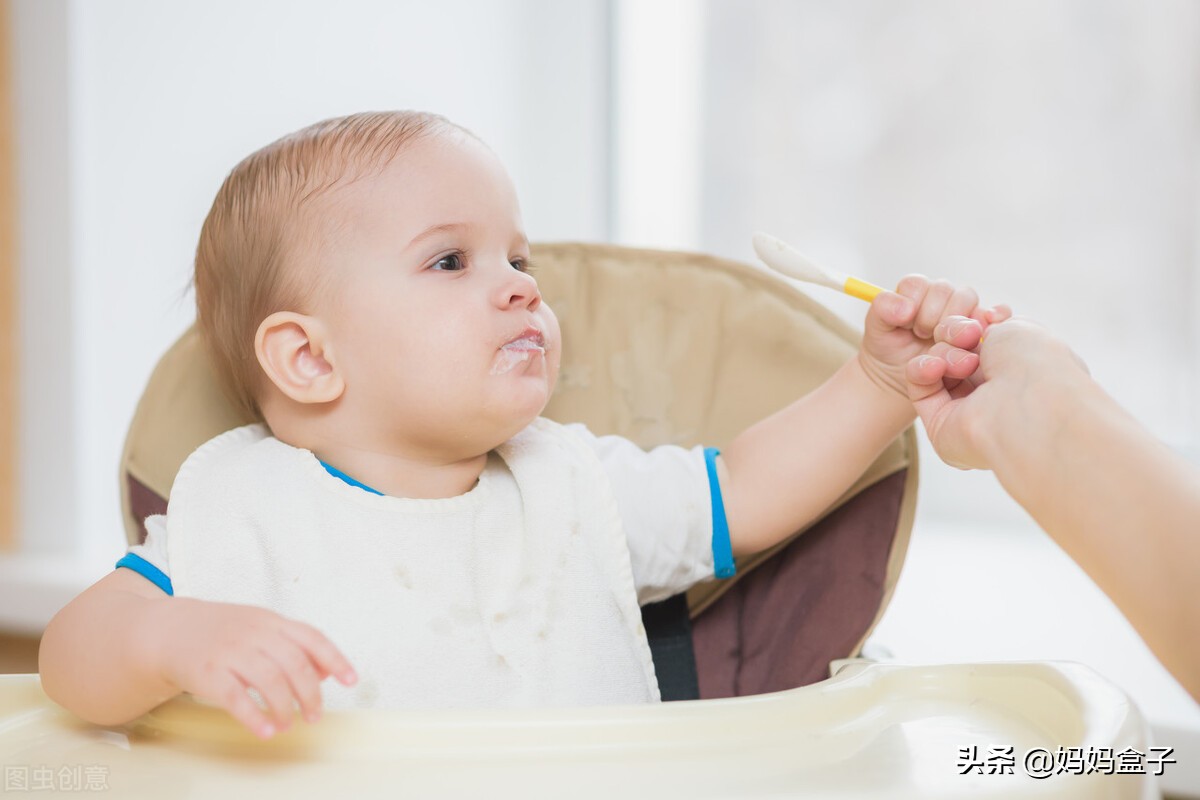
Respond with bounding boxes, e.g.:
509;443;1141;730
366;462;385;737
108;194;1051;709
125;420;718;709
131;422;716;606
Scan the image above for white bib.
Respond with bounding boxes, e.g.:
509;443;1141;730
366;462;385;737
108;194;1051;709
166;418;660;709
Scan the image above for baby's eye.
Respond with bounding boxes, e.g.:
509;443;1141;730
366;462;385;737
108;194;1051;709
511;258;533;274
431;253;464;271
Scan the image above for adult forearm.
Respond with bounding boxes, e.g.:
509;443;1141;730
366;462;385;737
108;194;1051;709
986;377;1200;698
39;586;179;725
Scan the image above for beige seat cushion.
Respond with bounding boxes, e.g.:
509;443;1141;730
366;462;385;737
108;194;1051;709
120;242;917;671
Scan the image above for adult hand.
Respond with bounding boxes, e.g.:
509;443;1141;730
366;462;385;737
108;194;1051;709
903;317;1086;470
906;317;1200;701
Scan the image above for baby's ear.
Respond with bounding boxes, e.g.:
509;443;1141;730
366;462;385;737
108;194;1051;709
255;312;345;404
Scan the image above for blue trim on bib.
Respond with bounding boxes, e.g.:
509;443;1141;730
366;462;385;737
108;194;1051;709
116;552;175;596
319;460;383;496
704;447;735;579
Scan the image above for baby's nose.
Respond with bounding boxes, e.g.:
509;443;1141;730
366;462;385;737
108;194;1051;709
498;267;541;310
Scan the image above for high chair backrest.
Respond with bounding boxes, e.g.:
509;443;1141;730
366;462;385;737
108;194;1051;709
120;242;917;699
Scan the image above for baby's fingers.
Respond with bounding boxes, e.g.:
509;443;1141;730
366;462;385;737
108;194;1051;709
281;622;357;688
905;344;976;414
968;303;1012;331
905;353;952;416
933;315;984;350
266;639;328;724
231;652;300;732
987;304;1013;325
210;671;281;740
867;273;927;332
932;342;979;381
913;280;966;339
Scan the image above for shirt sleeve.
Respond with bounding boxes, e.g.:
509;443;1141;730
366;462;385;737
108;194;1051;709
563;423;722;605
116;514;174;595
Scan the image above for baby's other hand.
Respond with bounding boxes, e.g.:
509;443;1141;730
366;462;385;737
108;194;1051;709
150;598;357;739
858;274;1009;396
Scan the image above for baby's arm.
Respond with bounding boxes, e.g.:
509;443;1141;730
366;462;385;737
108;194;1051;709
39;569;356;738
716;278;996;555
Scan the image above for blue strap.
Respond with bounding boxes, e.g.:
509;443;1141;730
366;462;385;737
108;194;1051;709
704;447;735;579
115;552;175;596
319;460;383;496
114;462;375;598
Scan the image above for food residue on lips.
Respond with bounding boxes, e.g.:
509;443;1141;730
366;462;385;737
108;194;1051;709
491;334;545;375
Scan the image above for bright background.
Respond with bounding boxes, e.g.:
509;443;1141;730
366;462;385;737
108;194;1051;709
3;1;1198;794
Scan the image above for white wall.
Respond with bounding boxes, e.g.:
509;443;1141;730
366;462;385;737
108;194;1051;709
7;0;611;618
615;0;1200;527
12;0;76;560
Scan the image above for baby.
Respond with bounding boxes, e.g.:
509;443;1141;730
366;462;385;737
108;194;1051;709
39;111;1000;739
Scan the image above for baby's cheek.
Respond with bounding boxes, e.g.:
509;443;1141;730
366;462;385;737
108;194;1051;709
539;306;561;342
539;314;563;359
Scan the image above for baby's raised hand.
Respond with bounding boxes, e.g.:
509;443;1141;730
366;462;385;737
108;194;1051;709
858;275;1008;397
150;598;356;739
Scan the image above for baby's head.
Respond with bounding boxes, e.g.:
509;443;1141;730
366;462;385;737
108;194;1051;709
195;111;561;459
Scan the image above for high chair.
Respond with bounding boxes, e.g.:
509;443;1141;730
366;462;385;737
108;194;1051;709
118;241;918;701
0;242;1148;798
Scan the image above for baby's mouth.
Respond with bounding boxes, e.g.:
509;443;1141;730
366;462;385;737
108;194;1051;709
501;328;546;351
492;328;546;375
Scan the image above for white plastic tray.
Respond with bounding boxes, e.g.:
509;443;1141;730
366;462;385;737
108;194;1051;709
0;661;1156;798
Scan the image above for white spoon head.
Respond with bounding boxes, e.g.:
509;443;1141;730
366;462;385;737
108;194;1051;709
751;231;845;291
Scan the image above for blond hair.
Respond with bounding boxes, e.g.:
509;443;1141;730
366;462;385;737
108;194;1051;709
194;110;461;420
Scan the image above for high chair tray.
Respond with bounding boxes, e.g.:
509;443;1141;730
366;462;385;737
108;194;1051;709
0;661;1155;798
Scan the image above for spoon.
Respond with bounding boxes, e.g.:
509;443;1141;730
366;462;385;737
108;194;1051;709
752;232;884;303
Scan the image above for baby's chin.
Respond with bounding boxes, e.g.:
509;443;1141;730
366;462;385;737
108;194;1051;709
475;354;558;444
457;416;536;460
479;389;553;446
498;395;551;437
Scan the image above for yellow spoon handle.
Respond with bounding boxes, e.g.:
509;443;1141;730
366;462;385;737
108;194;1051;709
843;276;884;303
